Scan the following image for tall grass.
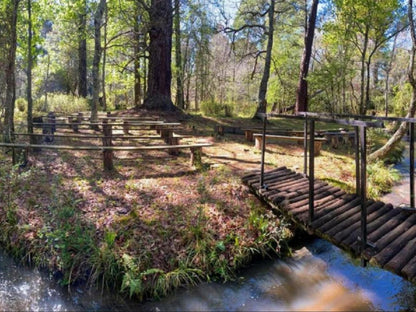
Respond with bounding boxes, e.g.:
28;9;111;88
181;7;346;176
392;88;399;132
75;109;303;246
33;93;89;115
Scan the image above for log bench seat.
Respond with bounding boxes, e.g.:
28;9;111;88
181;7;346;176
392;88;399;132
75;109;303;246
322;131;355;148
0;142;212;170
243;128;302;142
253;134;326;155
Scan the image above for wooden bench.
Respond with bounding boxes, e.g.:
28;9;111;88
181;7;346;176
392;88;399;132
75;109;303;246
323;131;355;148
253;134;326;155
0;142;212;170
243;128;303;142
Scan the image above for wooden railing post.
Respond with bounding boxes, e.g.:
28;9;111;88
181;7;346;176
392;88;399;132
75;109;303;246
123;121;130;135
410;122;415;209
102;118;114;170
308;119;315;223
260;115;267;190
355;126;360;196
304;117;308;175
360;125;367;267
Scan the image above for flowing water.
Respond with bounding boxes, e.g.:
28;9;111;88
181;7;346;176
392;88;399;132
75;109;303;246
1;237;416;311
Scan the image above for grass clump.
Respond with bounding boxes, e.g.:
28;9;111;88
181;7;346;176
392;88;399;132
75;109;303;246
367;161;401;199
200;100;233;117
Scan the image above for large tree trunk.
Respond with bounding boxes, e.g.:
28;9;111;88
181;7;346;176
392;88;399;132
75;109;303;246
78;0;88;98
143;0;176;111
3;0;20;143
368;0;416;161
295;0;319;114
91;0;106;124
253;0;275;117
174;0;184;109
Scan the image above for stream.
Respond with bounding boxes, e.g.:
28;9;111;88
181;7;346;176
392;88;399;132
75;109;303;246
2;148;416;311
1;237;416;311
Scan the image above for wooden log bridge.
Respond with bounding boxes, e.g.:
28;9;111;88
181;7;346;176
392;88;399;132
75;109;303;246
243;167;416;282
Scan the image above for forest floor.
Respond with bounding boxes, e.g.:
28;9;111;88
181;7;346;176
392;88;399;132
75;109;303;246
0;109;386;300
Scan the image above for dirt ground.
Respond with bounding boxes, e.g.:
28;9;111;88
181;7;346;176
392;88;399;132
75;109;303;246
0;109;359;297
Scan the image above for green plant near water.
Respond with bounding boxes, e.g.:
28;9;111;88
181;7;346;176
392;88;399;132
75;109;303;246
367;161;401;199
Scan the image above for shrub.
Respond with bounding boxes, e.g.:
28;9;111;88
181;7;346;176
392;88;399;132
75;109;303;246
15;98;27;113
367;161;401;199
34;93;89;115
200;100;233;117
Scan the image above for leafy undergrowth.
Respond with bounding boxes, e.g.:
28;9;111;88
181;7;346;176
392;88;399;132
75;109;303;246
0;128;292;300
0;110;402;300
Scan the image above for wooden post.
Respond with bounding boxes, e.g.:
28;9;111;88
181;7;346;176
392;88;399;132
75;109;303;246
360;125;367;267
161;129;173;141
123;121;130;134
190;147;202;169
308;119;315;223
167;136;180;155
260;116;267;189
254;136;263;149
355;126;360;196
245;130;254;142
304;118;308;175
77;112;83;123
102;118;114;170
410;122;415;209
69;116;79;133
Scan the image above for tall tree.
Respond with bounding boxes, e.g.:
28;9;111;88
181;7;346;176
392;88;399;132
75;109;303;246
369;0;416;161
253;0;275;117
3;0;20;143
174;0;185;109
332;0;401;115
78;0;87;98
27;0;34;142
91;0;106;124
143;0;176;111
295;0;319;114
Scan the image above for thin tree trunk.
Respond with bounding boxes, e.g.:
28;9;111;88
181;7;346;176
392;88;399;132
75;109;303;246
102;3;108;111
133;3;142;110
359;26;369;115
369;0;416;161
27;0;34;144
43;53;50;112
295;0;319;114
91;0;106;125
253;0;275;117
78;0;87;98
3;0;19;143
174;0;184;109
385;32;398;117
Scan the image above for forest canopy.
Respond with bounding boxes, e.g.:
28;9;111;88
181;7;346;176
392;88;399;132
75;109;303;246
0;0;413;124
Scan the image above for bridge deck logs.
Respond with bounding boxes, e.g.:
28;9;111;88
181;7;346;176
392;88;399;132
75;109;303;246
243;167;416;283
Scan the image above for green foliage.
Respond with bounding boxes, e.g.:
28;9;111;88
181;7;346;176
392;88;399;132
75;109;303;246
15;98;27;112
369;128;405;164
392;83;412;117
367;161;401;199
200;100;233;117
34;93;89;114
